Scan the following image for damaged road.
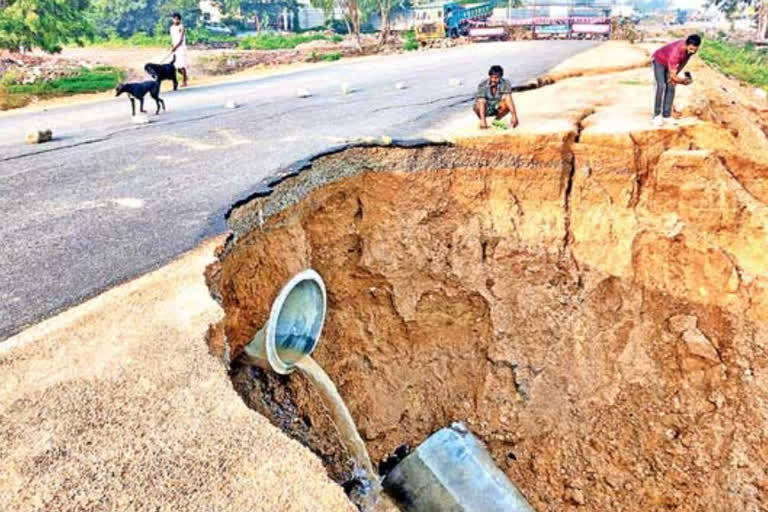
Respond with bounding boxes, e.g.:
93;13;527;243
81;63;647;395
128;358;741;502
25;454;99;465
206;61;768;511
0;41;595;340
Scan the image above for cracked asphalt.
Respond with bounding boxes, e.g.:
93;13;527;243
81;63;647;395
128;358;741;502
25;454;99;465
0;41;594;340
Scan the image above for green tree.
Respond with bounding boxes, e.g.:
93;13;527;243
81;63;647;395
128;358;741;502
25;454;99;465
89;0;199;38
311;0;375;49
0;0;93;52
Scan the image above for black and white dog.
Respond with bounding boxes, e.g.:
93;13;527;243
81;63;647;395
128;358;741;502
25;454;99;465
115;80;166;116
144;54;178;91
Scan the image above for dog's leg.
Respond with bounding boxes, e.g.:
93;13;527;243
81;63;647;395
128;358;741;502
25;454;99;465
159;98;165;112
130;98;136;116
173;72;178;91
140;97;146;113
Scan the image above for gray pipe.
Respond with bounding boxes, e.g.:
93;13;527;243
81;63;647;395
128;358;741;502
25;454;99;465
383;423;537;512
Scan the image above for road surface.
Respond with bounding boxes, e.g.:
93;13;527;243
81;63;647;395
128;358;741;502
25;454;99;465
0;41;595;340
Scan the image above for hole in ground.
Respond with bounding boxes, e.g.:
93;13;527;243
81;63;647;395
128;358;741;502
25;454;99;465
207;143;764;512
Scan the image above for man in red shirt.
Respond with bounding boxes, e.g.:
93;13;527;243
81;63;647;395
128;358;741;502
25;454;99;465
651;34;701;126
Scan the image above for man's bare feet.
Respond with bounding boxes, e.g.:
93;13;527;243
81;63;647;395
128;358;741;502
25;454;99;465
479;121;488;130
511;117;519;128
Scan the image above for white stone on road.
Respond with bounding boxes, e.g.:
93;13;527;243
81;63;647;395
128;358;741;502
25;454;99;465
297;88;311;98
25;129;52;144
395;81;407;90
112;198;145;209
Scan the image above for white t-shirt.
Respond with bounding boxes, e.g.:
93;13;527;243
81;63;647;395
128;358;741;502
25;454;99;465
170;24;187;68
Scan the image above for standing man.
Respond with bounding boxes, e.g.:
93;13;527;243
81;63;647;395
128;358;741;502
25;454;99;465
651;34;701;126
474;65;519;130
170;12;189;88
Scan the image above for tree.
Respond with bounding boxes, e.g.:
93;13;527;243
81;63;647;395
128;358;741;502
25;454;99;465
311;0;374;50
758;2;768;39
0;0;93;52
376;0;403;45
709;0;768;40
88;0;199;38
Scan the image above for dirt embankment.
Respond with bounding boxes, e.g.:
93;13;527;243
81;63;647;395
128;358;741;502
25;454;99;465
206;57;768;511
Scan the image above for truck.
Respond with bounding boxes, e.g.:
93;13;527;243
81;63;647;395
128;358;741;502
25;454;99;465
414;2;494;41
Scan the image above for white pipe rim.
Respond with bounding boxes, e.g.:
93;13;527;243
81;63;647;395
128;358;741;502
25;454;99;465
265;268;327;374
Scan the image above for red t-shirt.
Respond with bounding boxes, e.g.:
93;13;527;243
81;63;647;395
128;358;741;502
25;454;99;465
653;40;691;71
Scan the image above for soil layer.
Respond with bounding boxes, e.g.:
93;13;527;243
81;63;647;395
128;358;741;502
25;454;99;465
207;60;768;511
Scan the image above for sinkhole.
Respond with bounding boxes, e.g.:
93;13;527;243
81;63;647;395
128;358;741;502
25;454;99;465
205;138;768;512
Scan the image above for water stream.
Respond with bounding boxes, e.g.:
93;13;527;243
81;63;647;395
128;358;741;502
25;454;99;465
295;356;383;503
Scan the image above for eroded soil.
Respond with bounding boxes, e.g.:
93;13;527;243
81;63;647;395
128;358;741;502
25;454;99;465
206;61;768;512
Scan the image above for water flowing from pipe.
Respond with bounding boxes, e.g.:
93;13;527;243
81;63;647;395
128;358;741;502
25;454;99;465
295;356;382;502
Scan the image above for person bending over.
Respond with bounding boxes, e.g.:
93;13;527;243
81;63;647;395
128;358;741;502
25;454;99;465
651;34;701;126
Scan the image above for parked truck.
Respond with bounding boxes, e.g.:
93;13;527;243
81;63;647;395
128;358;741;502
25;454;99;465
415;2;494;41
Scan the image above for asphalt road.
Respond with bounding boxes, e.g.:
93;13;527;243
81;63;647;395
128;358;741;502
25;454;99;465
0;41;595;340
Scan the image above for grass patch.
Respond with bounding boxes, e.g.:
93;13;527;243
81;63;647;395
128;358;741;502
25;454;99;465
91;28;236;48
239;33;342;50
306;50;344;63
320;51;342;61
699;39;768;91
1;66;124;110
91;30;344;50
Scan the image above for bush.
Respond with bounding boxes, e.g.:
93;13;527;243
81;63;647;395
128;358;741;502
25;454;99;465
238;32;338;50
402;29;418;51
321;51;342;61
91;28;236;48
7;66;124;96
88;29;338;51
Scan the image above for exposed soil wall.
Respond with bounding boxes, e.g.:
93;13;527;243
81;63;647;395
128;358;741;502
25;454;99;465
205;70;768;511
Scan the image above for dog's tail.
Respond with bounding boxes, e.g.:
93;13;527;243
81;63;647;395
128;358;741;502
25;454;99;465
170;54;176;65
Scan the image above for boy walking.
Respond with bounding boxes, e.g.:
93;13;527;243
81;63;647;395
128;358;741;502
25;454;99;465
170;12;188;88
